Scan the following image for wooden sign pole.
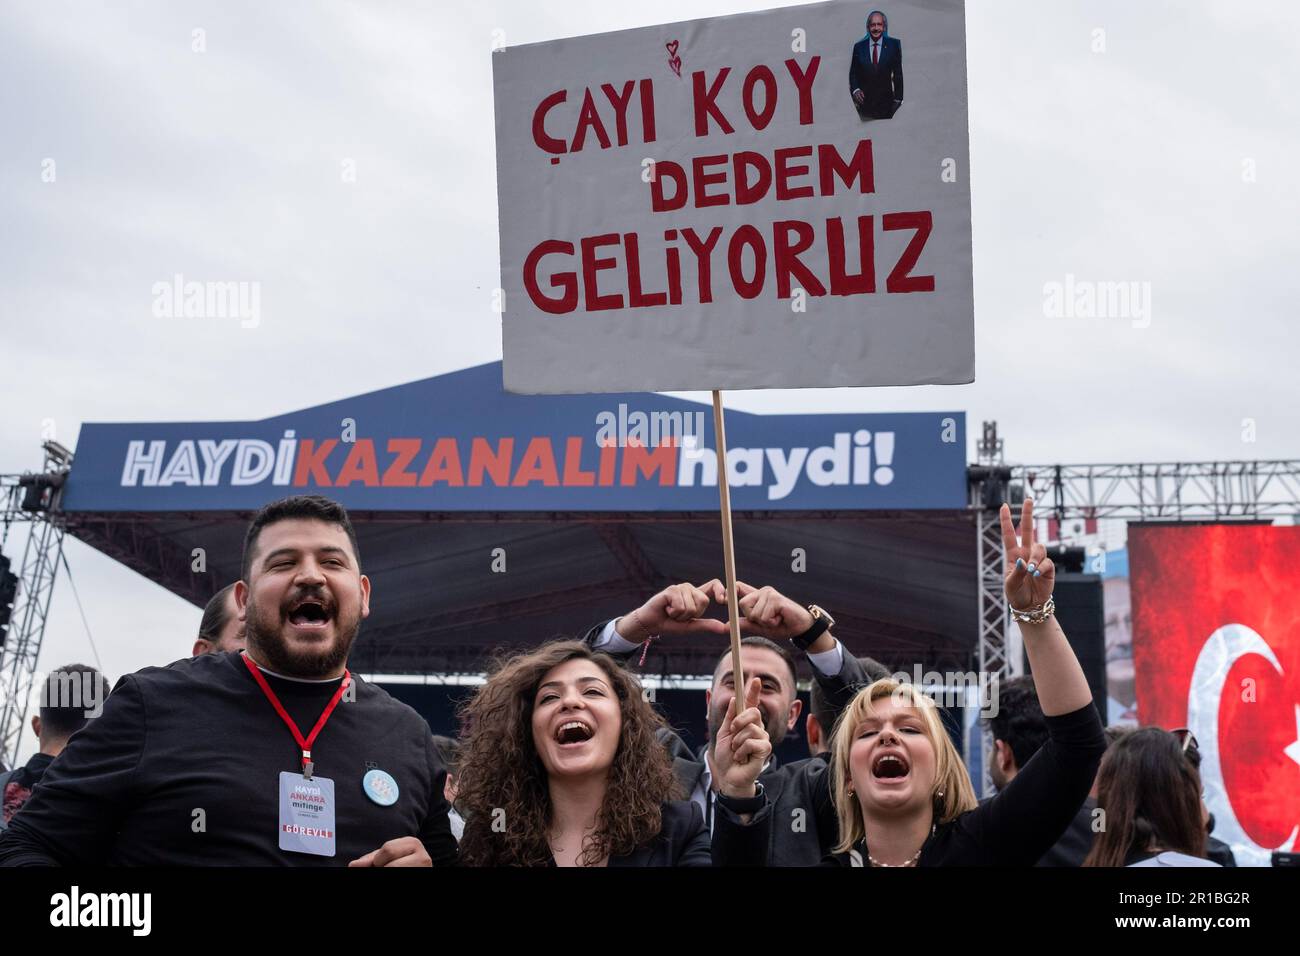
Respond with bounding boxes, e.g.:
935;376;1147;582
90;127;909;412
711;389;744;695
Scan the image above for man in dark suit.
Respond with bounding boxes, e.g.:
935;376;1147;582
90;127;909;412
850;10;903;119
586;580;885;866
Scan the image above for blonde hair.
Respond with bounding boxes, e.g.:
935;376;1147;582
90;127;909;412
830;679;978;855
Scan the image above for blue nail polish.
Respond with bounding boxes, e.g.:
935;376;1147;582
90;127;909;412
1026;562;1037;574
1033;569;1041;578
1016;558;1025;571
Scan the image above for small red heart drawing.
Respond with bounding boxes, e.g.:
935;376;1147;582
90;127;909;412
666;39;682;77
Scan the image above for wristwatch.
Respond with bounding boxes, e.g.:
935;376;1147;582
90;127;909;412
791;604;835;651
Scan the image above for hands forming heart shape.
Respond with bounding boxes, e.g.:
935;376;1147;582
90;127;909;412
619;579;815;643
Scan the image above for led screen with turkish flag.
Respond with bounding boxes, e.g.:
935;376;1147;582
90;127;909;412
1130;523;1300;867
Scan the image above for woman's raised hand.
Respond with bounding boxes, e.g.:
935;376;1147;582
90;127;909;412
1000;498;1055;611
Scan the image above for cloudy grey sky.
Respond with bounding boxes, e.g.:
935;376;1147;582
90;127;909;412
2;1;1298;756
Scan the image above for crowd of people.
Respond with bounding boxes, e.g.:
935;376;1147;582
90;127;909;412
0;494;1228;867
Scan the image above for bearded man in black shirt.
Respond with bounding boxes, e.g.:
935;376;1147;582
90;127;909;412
0;495;456;867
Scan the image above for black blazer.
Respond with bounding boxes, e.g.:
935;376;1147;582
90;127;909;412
849;34;903;118
542;799;766;866
670;740;838;867
607;800;708;866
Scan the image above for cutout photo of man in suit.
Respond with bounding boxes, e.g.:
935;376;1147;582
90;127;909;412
850;10;903;120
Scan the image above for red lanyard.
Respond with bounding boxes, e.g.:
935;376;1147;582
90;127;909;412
241;653;350;780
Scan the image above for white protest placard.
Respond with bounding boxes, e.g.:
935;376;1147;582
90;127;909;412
493;0;974;394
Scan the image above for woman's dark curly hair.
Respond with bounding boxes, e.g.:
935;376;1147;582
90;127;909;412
455;639;680;866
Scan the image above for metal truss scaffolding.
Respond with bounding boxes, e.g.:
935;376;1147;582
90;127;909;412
966;454;1300;794
0;442;72;768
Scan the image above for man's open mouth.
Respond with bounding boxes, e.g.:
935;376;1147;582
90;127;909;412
287;598;334;629
871;751;910;779
554;720;595;746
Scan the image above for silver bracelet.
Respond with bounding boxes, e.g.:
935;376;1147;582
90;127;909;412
1010;596;1055;625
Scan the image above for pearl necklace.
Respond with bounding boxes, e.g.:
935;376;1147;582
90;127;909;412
866;824;936;868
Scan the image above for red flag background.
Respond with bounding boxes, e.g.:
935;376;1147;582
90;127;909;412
1130;523;1300;866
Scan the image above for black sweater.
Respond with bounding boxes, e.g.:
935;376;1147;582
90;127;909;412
822;702;1106;866
0;652;456;866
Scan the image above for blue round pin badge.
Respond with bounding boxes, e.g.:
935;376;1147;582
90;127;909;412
362;768;399;806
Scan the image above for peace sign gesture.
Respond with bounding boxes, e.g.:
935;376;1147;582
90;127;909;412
999;498;1055;611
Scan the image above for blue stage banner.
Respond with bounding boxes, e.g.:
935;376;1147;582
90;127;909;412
63;363;966;512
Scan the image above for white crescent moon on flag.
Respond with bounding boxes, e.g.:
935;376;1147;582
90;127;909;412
1186;623;1299;867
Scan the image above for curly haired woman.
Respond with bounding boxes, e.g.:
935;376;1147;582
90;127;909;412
455;639;769;866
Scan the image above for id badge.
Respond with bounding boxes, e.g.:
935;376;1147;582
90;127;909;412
278;772;337;857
